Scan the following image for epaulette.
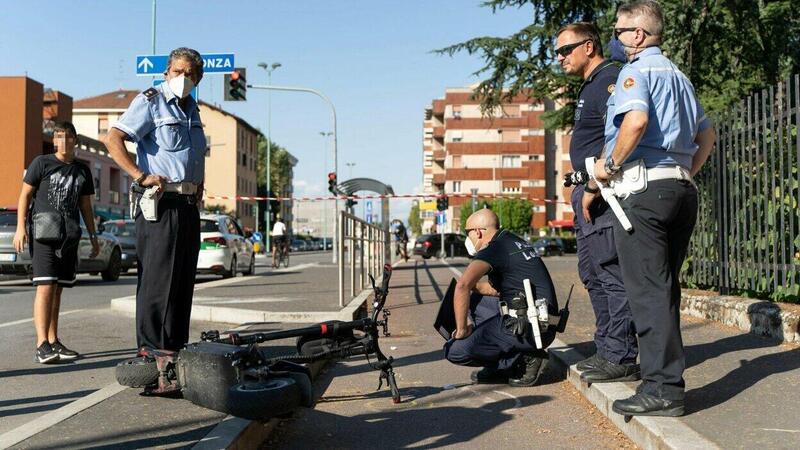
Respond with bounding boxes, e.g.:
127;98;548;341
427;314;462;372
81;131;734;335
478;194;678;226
142;87;159;100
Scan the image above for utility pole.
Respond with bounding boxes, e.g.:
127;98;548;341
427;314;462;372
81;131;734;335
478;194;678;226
320;131;333;251
151;0;157;54
257;62;281;252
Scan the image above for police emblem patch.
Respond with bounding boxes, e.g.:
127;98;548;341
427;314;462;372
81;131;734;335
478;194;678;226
608;84;615;94
623;77;635;89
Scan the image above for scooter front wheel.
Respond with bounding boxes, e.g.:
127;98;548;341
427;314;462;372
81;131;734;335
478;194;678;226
115;357;159;387
226;378;302;420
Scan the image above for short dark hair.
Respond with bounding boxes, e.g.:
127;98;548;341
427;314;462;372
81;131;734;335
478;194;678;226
556;22;604;57
166;47;204;81
617;0;664;38
53;121;77;138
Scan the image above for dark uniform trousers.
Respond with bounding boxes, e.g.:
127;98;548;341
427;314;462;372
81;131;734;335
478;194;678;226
572;188;638;365
444;293;554;371
135;195;201;351
614;179;698;400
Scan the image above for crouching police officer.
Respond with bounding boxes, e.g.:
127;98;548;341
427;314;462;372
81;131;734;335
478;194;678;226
104;47;206;352
444;209;558;387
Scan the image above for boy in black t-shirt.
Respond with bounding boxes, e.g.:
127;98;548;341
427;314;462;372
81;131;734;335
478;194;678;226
13;122;99;364
444;209;558;387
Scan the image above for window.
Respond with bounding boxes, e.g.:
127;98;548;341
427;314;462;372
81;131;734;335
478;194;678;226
241;152;247;167
452;137;463;142
98;117;109;135
452;181;461;192
452;155;462;168
452;105;462;120
502;155;521;168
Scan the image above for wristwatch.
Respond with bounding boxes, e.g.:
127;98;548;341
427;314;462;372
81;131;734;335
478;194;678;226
604;156;622;175
584;183;600;194
135;172;147;184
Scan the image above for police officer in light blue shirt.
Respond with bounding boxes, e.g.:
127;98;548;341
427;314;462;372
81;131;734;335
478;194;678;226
104;47;207;353
591;1;716;417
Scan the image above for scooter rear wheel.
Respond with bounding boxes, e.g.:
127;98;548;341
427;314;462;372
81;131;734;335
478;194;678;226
115;357;159;387
226;378;302;420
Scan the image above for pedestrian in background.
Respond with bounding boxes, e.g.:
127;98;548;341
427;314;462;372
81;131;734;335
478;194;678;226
13;121;99;363
554;22;639;383
593;0;716;417
104;47;206;353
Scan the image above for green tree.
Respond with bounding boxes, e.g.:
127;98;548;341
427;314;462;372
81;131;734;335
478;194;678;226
256;136;293;229
408;203;423;235
204;203;232;215
437;0;800;127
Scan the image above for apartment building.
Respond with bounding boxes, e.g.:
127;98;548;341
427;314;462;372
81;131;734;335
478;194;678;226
422;86;573;234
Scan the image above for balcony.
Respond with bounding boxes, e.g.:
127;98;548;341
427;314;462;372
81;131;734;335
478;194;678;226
433;126;444;139
433;150;445;161
432;174;445;185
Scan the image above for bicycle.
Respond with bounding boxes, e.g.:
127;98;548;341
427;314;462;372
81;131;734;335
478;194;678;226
272;238;289;268
115;264;400;420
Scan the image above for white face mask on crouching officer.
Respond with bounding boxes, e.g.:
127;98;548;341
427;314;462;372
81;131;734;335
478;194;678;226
168;75;195;99
465;235;478;256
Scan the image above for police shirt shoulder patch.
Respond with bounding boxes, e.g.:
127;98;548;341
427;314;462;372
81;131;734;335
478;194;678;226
623;77;635;90
142;87;159;100
607;84;615;94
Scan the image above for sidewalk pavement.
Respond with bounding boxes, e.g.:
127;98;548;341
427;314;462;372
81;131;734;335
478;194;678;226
267;258;635;449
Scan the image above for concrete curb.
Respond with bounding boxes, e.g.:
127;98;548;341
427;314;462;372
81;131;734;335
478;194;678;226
681;291;800;344
547;339;720;450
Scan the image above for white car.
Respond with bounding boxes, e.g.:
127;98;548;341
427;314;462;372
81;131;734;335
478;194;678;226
197;214;255;278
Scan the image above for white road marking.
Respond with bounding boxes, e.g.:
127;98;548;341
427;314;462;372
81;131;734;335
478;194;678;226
0;309;84;329
0;382;126;449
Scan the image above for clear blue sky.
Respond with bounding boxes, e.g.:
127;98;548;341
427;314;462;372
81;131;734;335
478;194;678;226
0;0;532;223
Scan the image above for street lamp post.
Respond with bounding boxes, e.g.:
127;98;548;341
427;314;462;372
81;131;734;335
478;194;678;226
246;83;339;264
256;62;281;252
320;131;333;251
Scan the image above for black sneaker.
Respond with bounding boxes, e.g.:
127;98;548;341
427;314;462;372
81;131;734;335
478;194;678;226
580;360;641;383
51;340;80;361
35;341;59;364
508;350;549;387
612;392;685;417
470;367;510;384
575;353;605;372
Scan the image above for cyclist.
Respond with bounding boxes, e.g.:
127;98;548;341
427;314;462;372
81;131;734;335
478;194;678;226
271;215;288;268
392;219;409;262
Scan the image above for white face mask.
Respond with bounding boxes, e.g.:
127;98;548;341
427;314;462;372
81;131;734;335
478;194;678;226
465;236;478;256
168;75;195;99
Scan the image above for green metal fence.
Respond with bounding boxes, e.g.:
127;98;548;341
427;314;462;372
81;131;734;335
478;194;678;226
684;74;800;301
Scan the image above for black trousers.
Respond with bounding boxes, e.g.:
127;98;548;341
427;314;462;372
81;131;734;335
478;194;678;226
614;179;697;400
135;196;200;351
577;227;638;364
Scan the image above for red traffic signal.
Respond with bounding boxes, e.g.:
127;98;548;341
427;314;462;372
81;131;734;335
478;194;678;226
224;68;247;101
328;172;337;194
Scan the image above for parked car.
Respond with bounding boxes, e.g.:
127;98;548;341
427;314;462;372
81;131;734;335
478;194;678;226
197;214;255;278
0;207;123;282
413;233;469;259
103;219;137;273
532;237;565;257
290;239;307;252
0;207;32;276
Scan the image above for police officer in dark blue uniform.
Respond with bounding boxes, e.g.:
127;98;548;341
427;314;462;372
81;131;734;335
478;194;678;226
594;1;715;416
555;23;639;382
444;209;558;387
105;47;207;352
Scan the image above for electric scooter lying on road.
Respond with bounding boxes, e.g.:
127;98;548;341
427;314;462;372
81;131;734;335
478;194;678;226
115;264;399;420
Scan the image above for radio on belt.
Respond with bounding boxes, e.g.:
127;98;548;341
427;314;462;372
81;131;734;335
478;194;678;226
139;186;162;222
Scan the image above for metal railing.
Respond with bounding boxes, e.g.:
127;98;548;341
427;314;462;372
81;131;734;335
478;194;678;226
685;74;800;299
338;211;388;306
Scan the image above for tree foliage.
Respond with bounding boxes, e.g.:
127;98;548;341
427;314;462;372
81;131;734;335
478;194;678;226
408;203;423;236
436;0;800;128
459;198;533;235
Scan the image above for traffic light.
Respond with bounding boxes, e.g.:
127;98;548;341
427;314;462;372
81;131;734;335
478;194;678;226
224;68;247;101
436;195;449;211
327;172;337;194
346;198;358;209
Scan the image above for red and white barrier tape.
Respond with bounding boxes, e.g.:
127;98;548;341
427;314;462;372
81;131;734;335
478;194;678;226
204;192;568;204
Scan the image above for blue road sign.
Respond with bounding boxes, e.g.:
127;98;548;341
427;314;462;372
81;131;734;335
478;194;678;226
366;214;373;224
153;80;197;100
437;212;446;225
136;53;235;76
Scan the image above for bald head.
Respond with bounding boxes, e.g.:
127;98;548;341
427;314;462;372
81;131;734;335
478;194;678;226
467;209;499;231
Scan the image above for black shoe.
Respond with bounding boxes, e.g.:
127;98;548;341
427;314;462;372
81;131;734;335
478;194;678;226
612;392;685;417
35;342;59;364
51;340;80;361
580;360;640;383
575;353;605;372
470;367;509;384
508;351;548;387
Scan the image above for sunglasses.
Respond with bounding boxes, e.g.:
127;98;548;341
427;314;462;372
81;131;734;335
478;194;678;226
464;227;486;235
554;39;590;57
613;27;652;39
